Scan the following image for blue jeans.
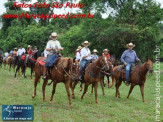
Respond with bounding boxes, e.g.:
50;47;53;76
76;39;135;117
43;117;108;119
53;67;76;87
45;54;58;67
80;59;88;71
126;63;133;81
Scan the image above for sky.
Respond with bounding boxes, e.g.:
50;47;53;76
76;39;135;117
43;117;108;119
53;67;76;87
0;0;163;19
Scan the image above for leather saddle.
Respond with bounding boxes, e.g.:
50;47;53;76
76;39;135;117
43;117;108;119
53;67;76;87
118;64;136;73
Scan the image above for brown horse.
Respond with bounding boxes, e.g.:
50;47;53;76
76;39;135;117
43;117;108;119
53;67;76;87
3;56;15;71
80;55;113;104
111;59;153;102
32;57;78;106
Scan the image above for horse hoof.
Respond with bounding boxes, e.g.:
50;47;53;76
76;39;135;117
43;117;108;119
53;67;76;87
81;97;83;100
96;101;99;104
43;99;46;102
143;100;146;103
103;94;105;97
32;95;35;98
70;104;73;108
49;100;53;104
72;96;75;99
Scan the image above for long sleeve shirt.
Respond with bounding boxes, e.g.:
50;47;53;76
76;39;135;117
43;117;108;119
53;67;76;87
17;48;26;56
121;49;139;64
46;40;62;55
75;51;81;61
80;47;92;60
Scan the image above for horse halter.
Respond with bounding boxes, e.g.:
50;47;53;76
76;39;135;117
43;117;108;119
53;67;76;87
100;56;110;71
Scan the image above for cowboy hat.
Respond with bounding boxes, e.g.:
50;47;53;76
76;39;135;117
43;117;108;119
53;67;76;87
14;47;18;50
103;49;109;52
126;42;135;47
92;49;98;53
82;41;90;46
78;46;82;50
51;32;59;37
28;45;32;48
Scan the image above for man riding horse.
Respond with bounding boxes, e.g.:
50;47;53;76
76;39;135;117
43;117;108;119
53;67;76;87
78;41;92;81
42;32;63;79
120;42;140;86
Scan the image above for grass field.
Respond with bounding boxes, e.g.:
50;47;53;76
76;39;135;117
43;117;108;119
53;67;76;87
0;63;162;122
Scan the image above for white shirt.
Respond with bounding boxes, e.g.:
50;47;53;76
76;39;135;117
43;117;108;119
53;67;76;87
75;52;81;61
80;47;92;60
4;52;9;57
46;40;62;55
44;49;47;57
17;48;26;56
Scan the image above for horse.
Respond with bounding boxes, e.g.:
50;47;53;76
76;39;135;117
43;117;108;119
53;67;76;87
0;55;3;68
3;56;15;71
32;57;78;106
14;55;26;78
26;51;41;79
110;59;153;102
80;55;113;104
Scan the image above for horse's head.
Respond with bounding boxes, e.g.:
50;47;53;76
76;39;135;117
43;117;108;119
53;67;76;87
145;58;153;73
71;59;80;79
99;55;110;71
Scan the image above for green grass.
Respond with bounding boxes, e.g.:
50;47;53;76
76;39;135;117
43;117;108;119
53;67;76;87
0;63;162;122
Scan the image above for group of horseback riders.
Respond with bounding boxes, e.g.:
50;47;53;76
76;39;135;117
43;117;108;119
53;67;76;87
40;32;140;86
0;45;39;66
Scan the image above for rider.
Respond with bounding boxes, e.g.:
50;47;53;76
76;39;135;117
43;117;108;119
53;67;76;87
92;49;98;62
17;45;26;57
3;50;9;62
43;32;63;79
103;49;110;59
0;48;3;58
121;42;140;86
13;48;18;65
75;46;82;61
26;45;33;63
78;41;92;81
33;46;38;54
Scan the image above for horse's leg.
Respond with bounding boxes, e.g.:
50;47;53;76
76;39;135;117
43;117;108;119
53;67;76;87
100;79;105;96
117;80;122;98
115;78;120;98
94;82;99;104
71;81;78;99
139;84;145;102
14;64;20;78
42;79;48;102
30;67;33;79
127;84;135;100
32;76;40;98
106;75;110;88
91;84;94;94
81;83;89;100
80;82;82;91
65;80;73;106
50;81;57;102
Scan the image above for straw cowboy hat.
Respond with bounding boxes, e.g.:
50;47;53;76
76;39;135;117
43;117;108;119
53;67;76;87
103;49;109;52
28;45;32;48
92;49;98;53
14;47;18;50
51;32;59;38
82;41;90;46
126;42;135;47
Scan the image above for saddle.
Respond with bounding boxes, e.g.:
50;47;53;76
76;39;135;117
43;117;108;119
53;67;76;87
118;64;136;74
21;55;26;60
38;57;61;66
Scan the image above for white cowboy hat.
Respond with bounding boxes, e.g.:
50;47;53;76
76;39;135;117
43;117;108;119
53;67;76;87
51;32;59;37
28;45;32;48
126;42;135;47
92;49;98;53
103;49;109;52
82;41;90;46
78;46;82;50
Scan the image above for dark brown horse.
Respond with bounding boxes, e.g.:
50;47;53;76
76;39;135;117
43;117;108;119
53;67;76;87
32;57;78;106
0;55;3;68
111;59;153;102
80;55;113;104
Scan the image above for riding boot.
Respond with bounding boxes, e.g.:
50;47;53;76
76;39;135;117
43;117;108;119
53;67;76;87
125;79;130;86
76;70;83;81
42;67;47;79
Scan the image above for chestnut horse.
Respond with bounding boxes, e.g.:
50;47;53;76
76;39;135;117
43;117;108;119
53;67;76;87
32;57;79;106
80;55;113;104
4;56;15;71
111;59;153;102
